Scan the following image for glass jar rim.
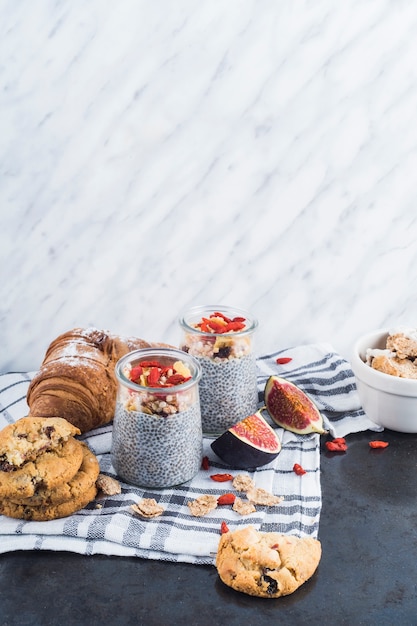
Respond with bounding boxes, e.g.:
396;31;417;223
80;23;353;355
179;304;258;336
115;347;202;393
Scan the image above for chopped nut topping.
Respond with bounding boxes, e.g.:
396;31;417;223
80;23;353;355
131;498;164;518
187;494;218;517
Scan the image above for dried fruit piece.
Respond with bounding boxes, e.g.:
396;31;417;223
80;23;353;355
211;411;281;469
369;440;389;449
264;376;326;435
276;357;293;365
293;463;306;476
201;455;210;470
220;520;230;534
325;439;347;453
210;473;234;482
217;493;236;505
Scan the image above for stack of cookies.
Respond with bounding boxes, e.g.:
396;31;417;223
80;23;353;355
0;416;99;521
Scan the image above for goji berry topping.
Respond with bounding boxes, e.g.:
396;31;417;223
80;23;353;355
127;359;192;388
276;357;293;365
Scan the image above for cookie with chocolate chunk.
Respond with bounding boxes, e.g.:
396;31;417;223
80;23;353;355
0;436;84;499
9;442;99;506
0;482;97;521
0;416;80;471
216;525;321;598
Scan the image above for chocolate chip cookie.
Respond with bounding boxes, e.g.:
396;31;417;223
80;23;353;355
0;416;81;470
216;525;321;598
0;436;84;499
0;482;97;521
9;442;99;506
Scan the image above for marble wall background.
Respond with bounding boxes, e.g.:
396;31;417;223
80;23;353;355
1;0;417;372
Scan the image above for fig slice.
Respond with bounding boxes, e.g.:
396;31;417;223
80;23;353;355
211;411;281;469
264;376;326;435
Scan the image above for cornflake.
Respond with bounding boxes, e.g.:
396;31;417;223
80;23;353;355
187;495;218;517
232;497;256;516
96;474;122;496
131;498;164;518
232;474;255;493
247;487;283;506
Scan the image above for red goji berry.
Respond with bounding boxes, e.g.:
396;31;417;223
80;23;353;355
276;357;293;364
217;493;236;505
293;463;307;476
232;316;246;323
210;473;234;482
140;361;162;367
225;321;245;332
201;456;210;470
220;521;230;534
166;373;186;385
130;365;143;382
213;311;232;323
325;440;347;453
369;440;389;449
147;367;161;386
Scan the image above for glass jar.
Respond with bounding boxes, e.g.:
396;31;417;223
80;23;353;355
179;305;259;434
111;347;202;488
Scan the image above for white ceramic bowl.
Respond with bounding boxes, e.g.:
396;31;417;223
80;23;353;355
351;329;417;433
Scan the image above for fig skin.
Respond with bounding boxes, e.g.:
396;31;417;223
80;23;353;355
211;411;281;469
264;376;327;435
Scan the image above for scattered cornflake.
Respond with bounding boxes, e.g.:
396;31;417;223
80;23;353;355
187;495;218;517
232;497;257;516
96;473;122;496
232;474;255;493
246;487;283;506
131;498;164;518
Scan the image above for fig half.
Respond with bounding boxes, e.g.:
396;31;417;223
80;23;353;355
264;376;326;435
211;411;281;469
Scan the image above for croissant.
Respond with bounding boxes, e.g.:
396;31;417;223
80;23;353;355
26;327;151;433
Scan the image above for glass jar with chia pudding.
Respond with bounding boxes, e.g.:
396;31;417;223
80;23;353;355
111;347;203;488
179;305;259;435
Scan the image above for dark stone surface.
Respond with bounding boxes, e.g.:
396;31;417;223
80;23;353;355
1;429;417;625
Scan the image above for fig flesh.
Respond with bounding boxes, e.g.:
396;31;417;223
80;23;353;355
264;376;326;435
211;411;281;469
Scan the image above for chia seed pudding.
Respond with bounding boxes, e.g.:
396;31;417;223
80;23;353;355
179;306;258;434
111;348;202;489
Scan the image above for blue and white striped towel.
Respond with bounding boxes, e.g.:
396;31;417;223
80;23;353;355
0;344;380;564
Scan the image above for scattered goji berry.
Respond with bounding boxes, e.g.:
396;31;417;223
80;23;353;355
369;440;389;449
201;456;210;470
210;473;234;482
276;357;293;364
293;463;307;476
325;439;348;452
220;521;230;534
217;493;236;505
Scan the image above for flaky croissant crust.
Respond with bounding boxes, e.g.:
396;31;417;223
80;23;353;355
27;327;151;433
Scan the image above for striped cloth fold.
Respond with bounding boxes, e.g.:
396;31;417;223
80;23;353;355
0;344;380;564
